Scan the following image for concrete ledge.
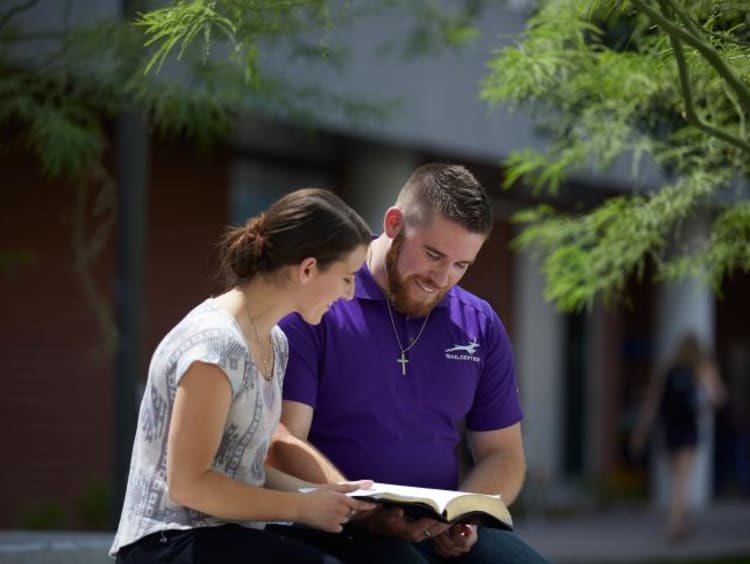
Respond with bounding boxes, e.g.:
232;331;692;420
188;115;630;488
0;531;113;564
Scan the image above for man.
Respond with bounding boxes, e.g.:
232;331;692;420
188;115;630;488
269;163;547;563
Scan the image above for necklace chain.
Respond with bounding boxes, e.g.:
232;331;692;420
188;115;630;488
245;303;273;382
368;244;431;376
385;298;430;376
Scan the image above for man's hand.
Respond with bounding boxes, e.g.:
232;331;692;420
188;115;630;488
432;524;478;558
353;507;450;543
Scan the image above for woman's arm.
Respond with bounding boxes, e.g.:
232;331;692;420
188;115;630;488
630;368;665;456
165;361;368;530
699;360;727;408
264;464;315;491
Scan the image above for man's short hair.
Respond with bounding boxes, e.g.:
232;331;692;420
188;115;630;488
396;163;493;235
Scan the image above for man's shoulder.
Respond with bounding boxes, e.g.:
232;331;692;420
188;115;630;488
445;285;497;319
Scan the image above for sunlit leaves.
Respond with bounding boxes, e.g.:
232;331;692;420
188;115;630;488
514;170;721;311
482;0;750;311
138;0;237;74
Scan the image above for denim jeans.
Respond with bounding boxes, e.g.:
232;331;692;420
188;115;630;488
265;523;549;564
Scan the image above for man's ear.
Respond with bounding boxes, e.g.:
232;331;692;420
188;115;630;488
297;257;318;284
383;207;404;239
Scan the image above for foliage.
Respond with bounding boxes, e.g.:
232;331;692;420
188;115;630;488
0;1;393;179
0;0;489;195
0;250;35;276
1;0;485;178
76;479;113;530
481;0;750;311
0;0;483;355
22;501;66;529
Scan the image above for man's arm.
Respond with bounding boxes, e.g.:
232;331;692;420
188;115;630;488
461;422;526;506
268;400;346;484
430;423;526;558
271;402;446;542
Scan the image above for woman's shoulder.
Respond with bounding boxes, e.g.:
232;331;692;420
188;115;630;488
159;299;246;354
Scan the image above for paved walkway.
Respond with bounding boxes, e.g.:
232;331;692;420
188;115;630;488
515;500;750;563
1;500;749;563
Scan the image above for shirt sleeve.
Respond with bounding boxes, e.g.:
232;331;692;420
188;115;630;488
174;329;247;397
273;326;289;389
466;307;524;431
278;312;322;408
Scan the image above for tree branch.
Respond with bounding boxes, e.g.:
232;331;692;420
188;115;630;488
662;0;750;48
657;1;750;154
661;0;702;37
71;163;117;359
631;0;750;118
0;0;40;33
724;83;747;140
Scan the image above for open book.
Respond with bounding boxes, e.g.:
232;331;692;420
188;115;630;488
303;482;513;530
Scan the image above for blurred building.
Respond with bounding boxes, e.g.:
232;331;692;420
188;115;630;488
1;0;749;530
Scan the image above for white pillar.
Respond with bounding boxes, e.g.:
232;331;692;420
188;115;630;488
513;250;564;512
653;215;715;509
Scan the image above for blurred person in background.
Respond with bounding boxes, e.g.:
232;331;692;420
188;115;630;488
631;332;726;542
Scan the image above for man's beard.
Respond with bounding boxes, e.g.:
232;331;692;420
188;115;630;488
385;232;447;317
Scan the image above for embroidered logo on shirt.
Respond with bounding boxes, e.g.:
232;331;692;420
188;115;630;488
444;338;481;362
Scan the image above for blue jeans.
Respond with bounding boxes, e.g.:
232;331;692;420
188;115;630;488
266;523;549;564
416;527;549;564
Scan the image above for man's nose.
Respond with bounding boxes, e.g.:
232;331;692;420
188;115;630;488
430;264;451;288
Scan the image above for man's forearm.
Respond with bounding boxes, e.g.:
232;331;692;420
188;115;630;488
459;451;526;506
268;429;346;484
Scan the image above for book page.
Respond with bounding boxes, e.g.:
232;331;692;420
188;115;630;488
299;482;512;529
345;482;500;513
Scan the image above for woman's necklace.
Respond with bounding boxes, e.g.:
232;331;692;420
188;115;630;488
385;299;431;376
245;303;273;382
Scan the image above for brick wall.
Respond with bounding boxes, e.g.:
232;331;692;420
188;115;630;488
0;137;228;529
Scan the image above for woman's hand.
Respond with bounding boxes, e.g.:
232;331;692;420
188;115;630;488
297;481;377;533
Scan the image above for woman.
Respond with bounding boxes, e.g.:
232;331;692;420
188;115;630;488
631;332;726;541
111;188;376;563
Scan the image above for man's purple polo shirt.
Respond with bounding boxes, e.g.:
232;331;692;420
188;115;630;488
279;265;523;490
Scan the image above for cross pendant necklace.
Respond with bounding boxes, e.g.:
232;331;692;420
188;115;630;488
385;298;430;376
368;246;430;376
397;351;409;376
